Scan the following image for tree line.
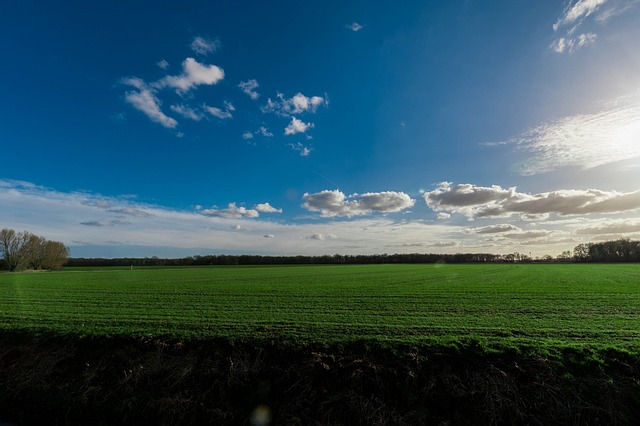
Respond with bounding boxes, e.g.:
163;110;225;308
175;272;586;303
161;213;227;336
3;228;637;270
0;229;70;272
65;239;640;267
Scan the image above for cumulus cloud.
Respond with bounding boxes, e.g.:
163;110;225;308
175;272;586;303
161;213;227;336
261;92;327;116
153;58;224;94
303;190;415;217
190;36;221;56
488;93;640;174
170;104;204;121
242;132;254;140
253;203;283;213
424;182;640;219
200;203;260;219
346;22;364;32
285;117;314;135
437;213;451;220
122;77;177;128
239;79;260;100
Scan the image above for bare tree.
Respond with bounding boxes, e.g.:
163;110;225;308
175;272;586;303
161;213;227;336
1;229;70;271
26;234;48;270
42;240;70;270
0;229;31;272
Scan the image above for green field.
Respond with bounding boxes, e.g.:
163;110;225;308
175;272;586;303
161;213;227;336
1;264;639;351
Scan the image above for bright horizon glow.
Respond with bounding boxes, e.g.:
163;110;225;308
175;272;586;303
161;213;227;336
1;1;640;258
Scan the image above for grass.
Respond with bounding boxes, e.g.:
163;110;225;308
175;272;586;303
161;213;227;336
1;264;639;351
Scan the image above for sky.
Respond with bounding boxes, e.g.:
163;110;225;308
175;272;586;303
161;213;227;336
1;0;640;258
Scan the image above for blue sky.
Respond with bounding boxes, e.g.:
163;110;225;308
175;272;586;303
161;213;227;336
2;0;640;258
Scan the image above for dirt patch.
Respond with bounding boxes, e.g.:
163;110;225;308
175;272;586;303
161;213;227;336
0;333;639;425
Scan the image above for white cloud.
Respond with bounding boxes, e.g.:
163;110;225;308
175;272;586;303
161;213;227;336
436;213;451;220
346;22;364;32
261;92;327;116
489;92;640;174
548;0;640;54
471;224;522;234
170;104;204;121
190;36;221;56
553;0;608;31
80;219;132;227
289;142;312;156
242;132;254;140
200;203;260;219
303;190;416;217
424;182;640;219
153;58;224;94
122;77;178;129
253;203;282;213
285;117;314;135
157;59;169;70
550;32;597;53
258;126;273;137
205;102;234;120
307;233;338;240
0;179;597;258
575;219;640;235
239;79;260;100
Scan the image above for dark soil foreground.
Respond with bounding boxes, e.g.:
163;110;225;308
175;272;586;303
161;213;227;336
1;334;639;425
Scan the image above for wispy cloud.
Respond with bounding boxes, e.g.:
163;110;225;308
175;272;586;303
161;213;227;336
205;101;234;120
424;182;640;219
122;77;177;129
289;142;312;156
303;190;415;217
346;22;364;32
81;219;132;227
157;59;169;70
190;36;221;56
170;104;204;121
550;0;639;53
488;92;640;174
239;79;260;100
553;0;607;31
575;219;640;235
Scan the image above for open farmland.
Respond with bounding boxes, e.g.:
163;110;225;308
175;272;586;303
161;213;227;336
1;264;639;351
